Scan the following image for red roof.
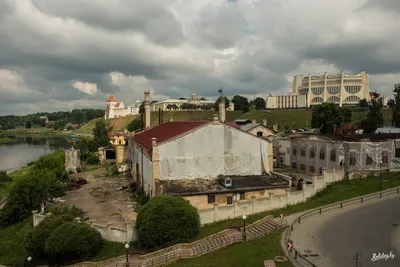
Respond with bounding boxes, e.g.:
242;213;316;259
132;121;209;152
106;95;118;102
225;121;240;129
114;102;121;107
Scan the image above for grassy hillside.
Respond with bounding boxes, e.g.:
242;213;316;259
238;108;393;130
150;111;242;126
75;115;138;134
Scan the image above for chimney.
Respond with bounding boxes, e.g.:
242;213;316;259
169;117;174;122
151;137;157;147
252;119;256;127
262;119;267;126
218;97;226;122
213;114;218;122
144;92;150;129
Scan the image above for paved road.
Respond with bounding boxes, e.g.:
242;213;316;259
290;194;400;267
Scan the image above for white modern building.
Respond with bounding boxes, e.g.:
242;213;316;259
150;94;234;111
104;95;141;119
266;71;371;109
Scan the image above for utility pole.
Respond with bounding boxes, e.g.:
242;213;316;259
354;251;362;267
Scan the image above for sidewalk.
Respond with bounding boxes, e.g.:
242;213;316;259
285;193;400;267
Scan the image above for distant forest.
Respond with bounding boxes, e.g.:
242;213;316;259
0;109;105;130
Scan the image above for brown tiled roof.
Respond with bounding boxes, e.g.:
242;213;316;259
106;95;118;102
114;102;121;107
225;121;241;129
132;121;209;152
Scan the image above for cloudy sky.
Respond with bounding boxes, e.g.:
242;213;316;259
0;0;400;116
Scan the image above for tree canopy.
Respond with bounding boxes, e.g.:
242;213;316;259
311;102;352;134
136;195;200;248
214;96;230;110
392;83;400;127
231;95;250;112
362;97;384;133
250;97;266;110
92;120;109;147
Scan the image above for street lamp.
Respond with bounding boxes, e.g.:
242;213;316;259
26;256;32;267
242;215;247;241
125;243;130;267
379;161;383;191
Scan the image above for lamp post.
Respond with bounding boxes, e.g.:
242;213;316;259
125;243;130;267
242;215;247;241
379;161;383;191
26;256;32;267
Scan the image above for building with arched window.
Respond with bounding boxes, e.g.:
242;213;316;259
293;71;371;107
266;71;372;109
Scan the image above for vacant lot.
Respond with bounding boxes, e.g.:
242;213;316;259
62;168;136;228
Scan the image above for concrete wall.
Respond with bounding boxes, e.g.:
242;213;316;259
274;138;291;167
198;168;345;225
65;148;81;172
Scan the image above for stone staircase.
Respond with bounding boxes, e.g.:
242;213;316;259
191;231;234;256
246;217;281;240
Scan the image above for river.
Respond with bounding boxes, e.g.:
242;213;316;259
0;136;72;173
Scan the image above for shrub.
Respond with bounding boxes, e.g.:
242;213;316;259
0;170;51;226
86;152;100;165
24;215;72;258
32;150;66;180
44;222;104;262
0;170;12;182
136;195;200;248
133;190;150;206
47;203;84;219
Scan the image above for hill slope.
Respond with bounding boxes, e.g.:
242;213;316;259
75;115;138;134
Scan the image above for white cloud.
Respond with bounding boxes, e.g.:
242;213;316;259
72;81;97;95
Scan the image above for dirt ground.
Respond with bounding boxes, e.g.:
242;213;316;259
62;168;136;228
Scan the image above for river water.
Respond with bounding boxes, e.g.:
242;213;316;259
0;136;71;173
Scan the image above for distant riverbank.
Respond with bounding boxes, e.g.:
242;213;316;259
1;128;92;139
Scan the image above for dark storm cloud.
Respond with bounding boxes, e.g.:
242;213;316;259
31;0;184;46
359;0;400;12
193;5;247;49
301;40;400;75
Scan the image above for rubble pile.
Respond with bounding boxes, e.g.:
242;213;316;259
67;177;87;191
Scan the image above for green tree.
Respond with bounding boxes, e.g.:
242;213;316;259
250;97;266;110
127;118;142;132
231;95;249;113
214;96;230;110
311;102;352;134
392;83;400;127
0;170;52;226
25;121;32;128
136;195;200;248
24;215;72;258
388;99;395;109
139;102;145;114
44;222;104;262
92;120;109;147
358;99;368;108
362;97;384;133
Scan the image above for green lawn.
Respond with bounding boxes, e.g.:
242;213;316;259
169;228;292;267
196;172;400;239
0;218;31;266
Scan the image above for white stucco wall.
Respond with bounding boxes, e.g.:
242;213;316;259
130;144;153;195
156;123;270;180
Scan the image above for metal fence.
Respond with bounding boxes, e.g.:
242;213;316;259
285;187;400;267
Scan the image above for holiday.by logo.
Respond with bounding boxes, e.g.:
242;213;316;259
371;251;395;261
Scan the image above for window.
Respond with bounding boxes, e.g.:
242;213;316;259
319;167;323;175
310;165;315;173
382;151;389;164
239;192;246;200
226;196;233;205
319;148;325;160
291;162;297;169
366;155;373;165
208;195;215;204
286;148;290;154
301;147;306;157
257;131;263;137
309;147;315;158
300;164;305;171
330;149;336;162
349;152;357;166
292;146;297;156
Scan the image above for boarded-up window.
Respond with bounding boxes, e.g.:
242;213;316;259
208;195;215;204
349;152;357;166
226;196;233;205
366;155;373;165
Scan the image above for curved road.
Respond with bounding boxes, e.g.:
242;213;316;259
318;196;399;267
290;194;400;267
